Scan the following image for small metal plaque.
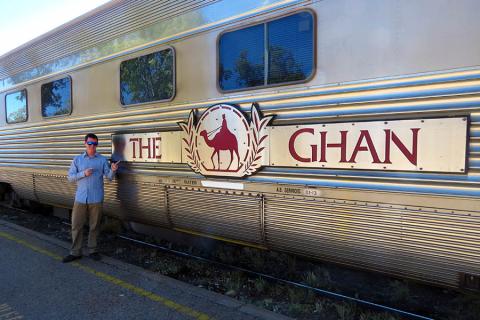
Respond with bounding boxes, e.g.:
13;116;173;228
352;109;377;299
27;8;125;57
112;132;182;163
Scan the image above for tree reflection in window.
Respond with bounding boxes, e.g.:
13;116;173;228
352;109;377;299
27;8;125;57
120;49;174;105
41;77;72;117
6;90;27;123
219;12;314;91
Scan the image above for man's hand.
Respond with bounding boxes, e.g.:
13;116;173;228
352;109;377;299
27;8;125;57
84;168;94;177
111;161;121;172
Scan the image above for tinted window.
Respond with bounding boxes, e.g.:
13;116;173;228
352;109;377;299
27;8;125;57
5;90;27;123
219;24;264;90
120;49;174;105
219;12;314;91
41;77;72;117
268;12;314;84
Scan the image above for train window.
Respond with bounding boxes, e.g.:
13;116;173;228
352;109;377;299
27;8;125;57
120;48;174;106
41;77;72;117
219;11;314;91
5;89;28;124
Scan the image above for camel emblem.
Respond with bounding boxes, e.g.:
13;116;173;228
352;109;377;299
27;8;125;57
199;114;240;170
179;103;273;177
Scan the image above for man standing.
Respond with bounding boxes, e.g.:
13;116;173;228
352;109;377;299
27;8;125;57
63;133;119;263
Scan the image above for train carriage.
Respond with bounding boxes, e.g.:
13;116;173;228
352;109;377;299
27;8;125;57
0;0;479;290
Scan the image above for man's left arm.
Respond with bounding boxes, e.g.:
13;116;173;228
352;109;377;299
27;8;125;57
103;159;115;181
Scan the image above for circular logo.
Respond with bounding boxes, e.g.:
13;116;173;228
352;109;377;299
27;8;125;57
179;103;273;177
195;104;249;173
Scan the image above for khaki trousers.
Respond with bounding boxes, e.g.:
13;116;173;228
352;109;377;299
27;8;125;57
70;202;103;256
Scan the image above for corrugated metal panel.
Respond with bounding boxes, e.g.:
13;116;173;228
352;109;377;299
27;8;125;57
167;186;263;244
0;171;36;200
264;195;480;287
19;174;170;227
1;70;480;197
104;180;169;227
33;174;76;207
0;0;219;79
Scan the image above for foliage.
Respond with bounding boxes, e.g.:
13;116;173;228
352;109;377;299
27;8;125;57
6;90;27;123
41;77;71;117
389;280;410;303
120;49;173;105
220;46;306;89
253;277;267;293
303;271;321;288
268;45;306;84
225;271;244;293
334;302;357;320
359;311;400;320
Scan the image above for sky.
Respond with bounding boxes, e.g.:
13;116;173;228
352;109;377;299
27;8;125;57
0;0;112;56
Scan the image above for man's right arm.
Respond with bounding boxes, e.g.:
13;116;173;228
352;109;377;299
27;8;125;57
67;158;85;182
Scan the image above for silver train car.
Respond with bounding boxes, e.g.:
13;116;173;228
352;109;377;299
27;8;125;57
0;0;479;290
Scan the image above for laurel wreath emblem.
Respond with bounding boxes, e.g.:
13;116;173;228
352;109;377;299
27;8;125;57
178;110;202;174
243;104;273;176
178;103;273;177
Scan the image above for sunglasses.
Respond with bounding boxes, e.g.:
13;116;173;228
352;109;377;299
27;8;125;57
86;141;98;146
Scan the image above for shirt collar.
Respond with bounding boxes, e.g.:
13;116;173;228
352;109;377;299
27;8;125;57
83;151;99;158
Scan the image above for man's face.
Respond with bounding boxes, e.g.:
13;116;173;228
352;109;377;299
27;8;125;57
85;137;98;155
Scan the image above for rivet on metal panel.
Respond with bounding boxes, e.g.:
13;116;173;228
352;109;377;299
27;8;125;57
352;123;355;126
384;122;388;125
421;120;425;123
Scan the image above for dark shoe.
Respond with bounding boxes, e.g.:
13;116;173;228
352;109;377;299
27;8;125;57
89;252;101;261
62;254;81;263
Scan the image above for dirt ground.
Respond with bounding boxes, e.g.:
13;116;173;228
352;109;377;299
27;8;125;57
1;205;479;320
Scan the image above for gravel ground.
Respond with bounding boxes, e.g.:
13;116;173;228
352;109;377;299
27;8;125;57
0;203;479;320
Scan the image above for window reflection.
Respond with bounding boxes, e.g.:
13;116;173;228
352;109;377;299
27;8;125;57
5;90;27;123
219;12;314;91
219;24;264;90
120;49;174;105
41;77;72;117
268;12;313;84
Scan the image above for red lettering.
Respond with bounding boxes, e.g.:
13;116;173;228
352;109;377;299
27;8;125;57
392;128;420;165
129;138;139;159
289;128;315;162
154;137;162;159
138;138;151;159
348;130;381;163
320;131;348;162
383;130;392;164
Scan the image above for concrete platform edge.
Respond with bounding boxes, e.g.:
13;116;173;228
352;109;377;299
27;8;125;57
0;218;292;320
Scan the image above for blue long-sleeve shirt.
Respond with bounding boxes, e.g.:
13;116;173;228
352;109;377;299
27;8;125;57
67;152;114;204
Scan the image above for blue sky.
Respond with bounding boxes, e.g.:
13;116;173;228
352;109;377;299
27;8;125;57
0;0;111;56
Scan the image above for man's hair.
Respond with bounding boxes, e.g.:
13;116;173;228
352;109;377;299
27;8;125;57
84;133;98;142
